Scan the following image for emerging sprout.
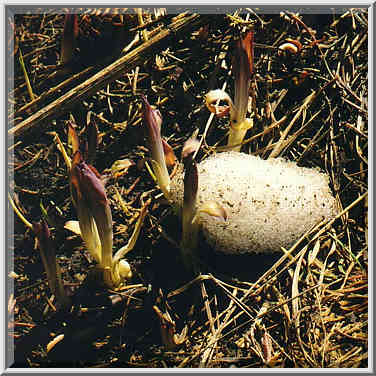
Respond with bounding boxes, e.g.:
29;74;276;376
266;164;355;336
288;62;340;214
142;108;228;272
67;119;98;163
69;151;142;288
141;95;175;199
67;125;147;289
60;14;79;65
181;154;200;271
84;120;99;164
70;151;115;286
32;220;71;310
153;304;188;350
180;138;227;273
205;31;254;151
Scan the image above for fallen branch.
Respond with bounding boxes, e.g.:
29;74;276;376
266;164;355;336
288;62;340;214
9;65;95;122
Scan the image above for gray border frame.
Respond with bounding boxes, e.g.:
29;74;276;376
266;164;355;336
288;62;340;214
5;4;15;372
3;3;374;375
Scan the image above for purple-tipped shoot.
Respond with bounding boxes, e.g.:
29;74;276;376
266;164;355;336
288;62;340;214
228;30;254;151
67;121;80;156
142;95;172;199
70;151;110;268
205;31;254;151
181;156;200;272
60;14;79;65
33;220;71;310
85;120;99;164
69;151;140;288
231;31;254;126
180;137;227;273
60;14;79;64
67;120;98;163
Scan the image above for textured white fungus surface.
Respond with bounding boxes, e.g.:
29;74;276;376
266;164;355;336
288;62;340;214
170;152;337;255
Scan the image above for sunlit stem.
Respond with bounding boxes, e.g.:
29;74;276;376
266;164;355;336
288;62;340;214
110;201;149;287
144;161;157;183
150;160;171;200
8;193;32;229
141;96;171;200
232;80;250;128
19;49;35;101
181;159;200;273
228;31;254;151
51;131;72;170
60;14;78;65
227;118;253;152
33;221;71;310
96;205;113;271
75;200;102;264
136;8;148;42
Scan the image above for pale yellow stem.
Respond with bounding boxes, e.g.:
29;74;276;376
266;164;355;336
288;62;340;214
227;118;253;152
49;132;71;170
19;49;35;101
8;193;32;229
136;8;148;42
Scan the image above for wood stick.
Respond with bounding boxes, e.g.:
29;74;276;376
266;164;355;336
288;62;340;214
9;65;95;121
9;13;208;139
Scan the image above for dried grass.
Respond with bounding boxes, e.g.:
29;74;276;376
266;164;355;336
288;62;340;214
9;7;368;368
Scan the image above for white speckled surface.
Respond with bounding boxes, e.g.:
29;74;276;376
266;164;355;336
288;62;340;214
170;152;338;254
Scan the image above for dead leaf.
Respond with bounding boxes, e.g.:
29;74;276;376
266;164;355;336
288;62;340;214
109;158;135;178
64;220;81;235
162;139;176;168
47;334;65;353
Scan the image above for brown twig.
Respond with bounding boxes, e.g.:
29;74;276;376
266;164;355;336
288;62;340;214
9;13;210;139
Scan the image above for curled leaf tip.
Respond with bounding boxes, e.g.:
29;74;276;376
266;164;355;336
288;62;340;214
181;132;201;161
81;165;107;206
198;201;227;222
162;139;176;168
72;149;83;165
182;136;200;163
67;121;79;155
205;89;233;117
70;151;84;203
278;38;302;54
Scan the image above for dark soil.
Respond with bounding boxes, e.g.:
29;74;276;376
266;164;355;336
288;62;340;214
8;7;368;368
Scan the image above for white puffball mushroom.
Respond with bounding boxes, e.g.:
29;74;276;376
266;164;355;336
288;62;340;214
170;151;338;255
